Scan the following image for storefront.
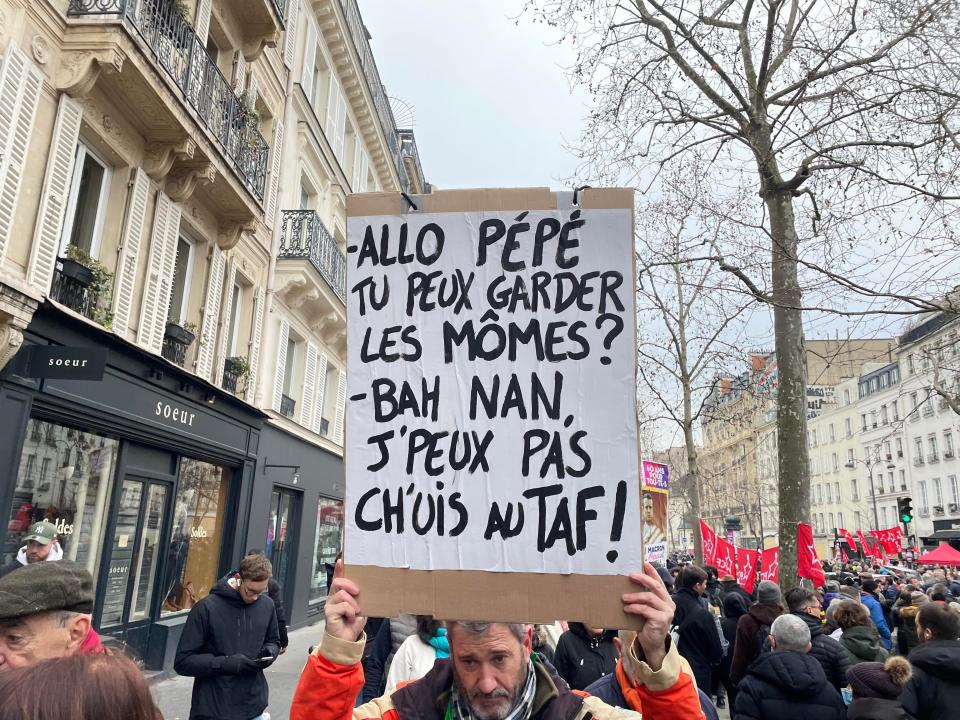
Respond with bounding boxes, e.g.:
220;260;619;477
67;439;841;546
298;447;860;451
0;304;265;670
249;424;344;630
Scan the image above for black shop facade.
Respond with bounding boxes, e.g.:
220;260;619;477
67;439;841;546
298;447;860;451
0;304;266;670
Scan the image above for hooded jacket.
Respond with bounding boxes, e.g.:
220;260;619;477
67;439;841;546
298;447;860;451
671;587;724;692
553;622;618;691
839;625;889;665
732;651;845;720
860;592;891;649
895;605;921;656
846;696;908;720
730;603;783;684
900;639;960;720
791;611;849;690
174;578;281;720
291;630;706;720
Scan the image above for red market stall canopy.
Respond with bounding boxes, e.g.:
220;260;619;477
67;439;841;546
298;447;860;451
916;542;960;566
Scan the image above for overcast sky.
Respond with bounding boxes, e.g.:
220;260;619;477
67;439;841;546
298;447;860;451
361;0;587;190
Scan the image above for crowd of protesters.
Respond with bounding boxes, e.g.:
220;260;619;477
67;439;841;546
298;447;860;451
2;518;960;720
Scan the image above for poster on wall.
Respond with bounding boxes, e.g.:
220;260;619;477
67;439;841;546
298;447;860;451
640;460;669;564
344;188;638;627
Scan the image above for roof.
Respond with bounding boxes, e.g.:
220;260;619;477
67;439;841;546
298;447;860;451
916;542;960;566
898;312;959;347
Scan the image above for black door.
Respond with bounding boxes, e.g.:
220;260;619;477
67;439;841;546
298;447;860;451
266;487;299;608
97;476;171;658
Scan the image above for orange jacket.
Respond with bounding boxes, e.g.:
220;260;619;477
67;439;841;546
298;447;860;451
291;632;705;720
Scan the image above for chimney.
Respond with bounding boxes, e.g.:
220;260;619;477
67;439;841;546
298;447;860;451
751;354;766;373
719;377;732;396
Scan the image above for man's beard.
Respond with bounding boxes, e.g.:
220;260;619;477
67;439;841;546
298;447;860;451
455;662;528;720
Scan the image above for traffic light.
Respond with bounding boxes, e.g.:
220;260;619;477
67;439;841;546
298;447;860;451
724;514;742;532
898;496;914;524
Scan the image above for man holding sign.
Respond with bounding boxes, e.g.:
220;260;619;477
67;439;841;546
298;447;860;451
290;562;705;720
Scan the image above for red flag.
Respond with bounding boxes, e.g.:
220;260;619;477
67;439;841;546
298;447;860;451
871;528;902;554
798;522;826;587
841;546;849;563
760;547;780;583
714;537;736;577
857;530;875;558
736;546;760;594
700;520;719;566
838;527;859;552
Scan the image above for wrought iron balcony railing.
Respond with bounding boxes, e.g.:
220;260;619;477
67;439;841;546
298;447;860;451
67;0;269;202
398;128;425;192
279;210;345;303
280;393;296;418
51;260;100;322
337;0;409;192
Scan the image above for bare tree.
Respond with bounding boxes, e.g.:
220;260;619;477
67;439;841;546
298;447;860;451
636;174;754;564
527;0;960;586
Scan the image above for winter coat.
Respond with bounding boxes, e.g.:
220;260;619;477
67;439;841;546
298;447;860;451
792;611;849;690
846;697;908;720
385;634;440;690
174;578;281;720
896;605;921;656
720;581;753;606
291;630;706;720
585;662;720;720
670;587;724;692
839;625;889;665
221;569;288;648
554;622;619;691
732;651;845;720
360;615;419;702
860;593;892;649
901;639;960;720
730;602;783;684
0;544;64;578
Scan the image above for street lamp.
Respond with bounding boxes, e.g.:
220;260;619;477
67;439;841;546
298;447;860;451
844;453;895;530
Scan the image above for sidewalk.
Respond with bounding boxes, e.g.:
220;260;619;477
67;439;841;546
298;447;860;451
151;620;325;720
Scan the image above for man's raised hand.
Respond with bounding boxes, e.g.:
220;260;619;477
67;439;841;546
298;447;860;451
325;559;367;642
622;561;675;671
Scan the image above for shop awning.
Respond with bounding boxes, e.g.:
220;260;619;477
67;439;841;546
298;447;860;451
916;542;960;566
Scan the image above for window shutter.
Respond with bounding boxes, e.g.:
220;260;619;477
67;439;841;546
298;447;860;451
196;246;226;380
283;0;300;69
25;94;82;289
246;286;266;402
312;351;328;434
214;256;237;385
358;150;369;193
265;119;283;229
111;167;151;340
333;368;346;445
272;318;290;412
301;342;318;427
0;45;44;265
300;19;317;99
137;192;181;354
325;74;340;144
333;87;347;161
194;0;213;45
351;134;363;191
233;51;246;91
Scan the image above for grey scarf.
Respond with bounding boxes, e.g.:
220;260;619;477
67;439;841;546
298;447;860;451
448;662;537;720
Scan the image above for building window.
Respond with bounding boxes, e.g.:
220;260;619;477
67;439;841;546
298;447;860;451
816;485;822;503
881;405;889;425
832;453;839;472
835;481;841;503
910;392;919;413
838;511;844;527
282;336;297;397
829;512;835;530
951;475;959;506
829;424;836;442
887;472;894;493
855;511;863;530
4;420;118;578
934;477;943;507
908;354;916;374
845;418;852;437
915;437;924;460
945;431;955;458
929;435;939;461
167;236;194;324
892;400;899;421
900;469;907;490
225;284;243;356
309;497;344;602
861;413;868;432
826;484;833;503
871;410;877;428
896;438;903;457
920;480;928;512
851;478;859;501
161;459;230;615
881;506;888;526
844;389;850;405
883;441;891;459
62;143;112;259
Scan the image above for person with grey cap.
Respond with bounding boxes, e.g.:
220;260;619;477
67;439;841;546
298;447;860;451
732;614;845;720
0;520;63;578
0;560;104;669
729;579;783;684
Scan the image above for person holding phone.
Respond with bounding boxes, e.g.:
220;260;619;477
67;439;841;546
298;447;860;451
174;553;281;720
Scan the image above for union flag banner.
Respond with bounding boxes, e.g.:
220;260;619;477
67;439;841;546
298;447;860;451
736;546;760;593
838;527;859;552
700;520;719;566
760;546;780;583
798;522;825;587
714;537;736;577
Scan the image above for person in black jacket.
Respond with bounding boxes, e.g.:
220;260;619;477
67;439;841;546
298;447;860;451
174;554;281;720
784;587;849;691
718;574;753;606
717;591;748;708
672;565;724;694
223;549;289;652
900;602;960;720
553;621;618;690
733;614;845;720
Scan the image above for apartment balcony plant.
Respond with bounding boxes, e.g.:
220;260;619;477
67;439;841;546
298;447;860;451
223;355;250;394
162;320;196;366
52;246;114;328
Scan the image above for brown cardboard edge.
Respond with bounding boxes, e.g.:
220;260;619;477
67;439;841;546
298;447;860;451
346;192;404;216
348;565;644;630
578;187;636;210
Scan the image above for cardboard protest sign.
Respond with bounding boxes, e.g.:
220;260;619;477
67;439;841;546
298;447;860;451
344;188;638;628
640;460;669;564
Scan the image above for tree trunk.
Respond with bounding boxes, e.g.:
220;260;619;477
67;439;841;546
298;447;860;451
767;190;809;591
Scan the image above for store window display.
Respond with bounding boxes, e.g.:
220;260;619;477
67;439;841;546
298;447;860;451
309;497;343;601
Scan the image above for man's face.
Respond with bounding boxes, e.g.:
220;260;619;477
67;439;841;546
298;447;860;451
803;601;822;619
238;577;268;604
24;540;54;564
451;624;531;720
0;612;89;670
642;496;654;522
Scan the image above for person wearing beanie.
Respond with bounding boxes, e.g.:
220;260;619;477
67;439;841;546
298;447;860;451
730;580;783;685
845;656;912;720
